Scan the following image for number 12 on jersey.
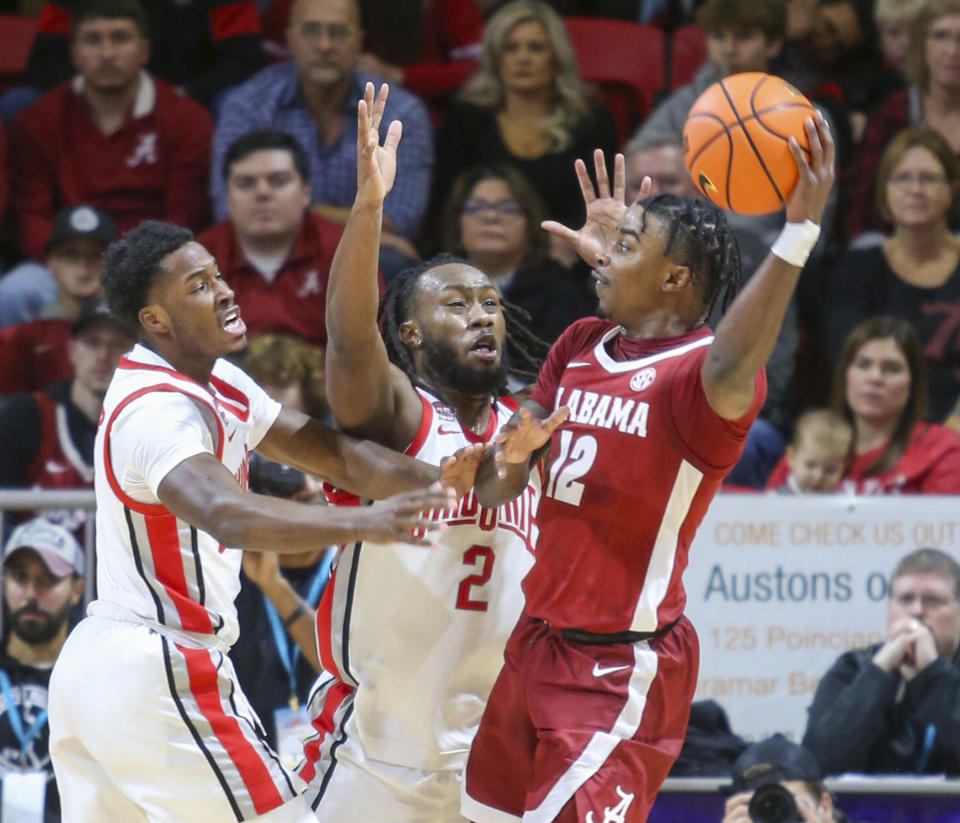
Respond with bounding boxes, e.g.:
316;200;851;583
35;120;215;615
544;431;597;506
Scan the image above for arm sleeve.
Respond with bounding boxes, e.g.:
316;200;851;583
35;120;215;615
802;650;899;775
10;110;57;261
112;394;216;498
399;0;483;98
182;1;265;104
381;92;434;237
920;430;960;493
23;2;74;90
0;395;42;487
667;348;766;472
163;99;214;232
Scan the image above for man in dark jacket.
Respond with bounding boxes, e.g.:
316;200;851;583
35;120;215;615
803;548;960;775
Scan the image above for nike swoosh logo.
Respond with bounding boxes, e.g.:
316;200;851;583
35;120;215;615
437;426;462;435
592;663;630;677
227;429;236;442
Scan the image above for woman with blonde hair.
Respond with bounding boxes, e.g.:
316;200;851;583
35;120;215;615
847;0;960;238
431;0;617;231
825;127;960;420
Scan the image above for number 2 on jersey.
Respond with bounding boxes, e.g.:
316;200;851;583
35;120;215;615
545;430;598;506
456;544;495;611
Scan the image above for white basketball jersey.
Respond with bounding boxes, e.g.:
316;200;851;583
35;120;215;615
93;344;280;649
317;388;539;771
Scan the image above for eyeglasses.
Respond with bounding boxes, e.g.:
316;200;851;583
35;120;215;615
291;21;354;43
887;171;949;187
462;198;524;217
927;28;960;47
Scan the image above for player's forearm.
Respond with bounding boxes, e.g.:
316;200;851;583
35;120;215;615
333;435;440;499
325;200;384;350
706;252;801;387
474;453;530;509
211;493;375;551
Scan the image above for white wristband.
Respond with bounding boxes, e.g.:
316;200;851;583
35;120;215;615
770;220;821;268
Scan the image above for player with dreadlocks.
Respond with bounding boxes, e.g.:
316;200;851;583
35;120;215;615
297;84;566;823
461;117;836;823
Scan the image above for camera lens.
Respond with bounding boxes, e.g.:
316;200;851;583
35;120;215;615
748;783;800;823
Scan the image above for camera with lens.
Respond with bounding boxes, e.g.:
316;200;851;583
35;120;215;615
748;782;801;823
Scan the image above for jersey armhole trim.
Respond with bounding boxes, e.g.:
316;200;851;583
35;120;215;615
104;385;225;515
404;392;434;456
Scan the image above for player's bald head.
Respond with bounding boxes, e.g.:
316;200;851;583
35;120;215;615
290;0;360;28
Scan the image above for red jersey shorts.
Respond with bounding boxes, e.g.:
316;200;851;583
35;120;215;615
462;612;698;823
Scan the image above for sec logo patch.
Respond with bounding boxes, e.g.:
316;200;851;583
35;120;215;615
630;367;656;392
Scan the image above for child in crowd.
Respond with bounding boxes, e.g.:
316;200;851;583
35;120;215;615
770;409;853;493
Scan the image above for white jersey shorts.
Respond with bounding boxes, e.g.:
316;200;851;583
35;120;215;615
49;613;316;823
301;676;468;823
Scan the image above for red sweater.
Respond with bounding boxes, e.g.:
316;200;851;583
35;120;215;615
0;319;73;395
197;213;361;347
10;73;213;259
766;423;960;494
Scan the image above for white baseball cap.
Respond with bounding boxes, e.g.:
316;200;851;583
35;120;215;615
3;518;84;577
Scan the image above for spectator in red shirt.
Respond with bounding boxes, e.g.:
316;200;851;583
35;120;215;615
0;205;115;328
197;129;367;347
9;0;214;261
0;300;135;537
769;315;960;493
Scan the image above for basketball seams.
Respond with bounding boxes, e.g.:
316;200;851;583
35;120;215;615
683;72;816;214
719;76;784;208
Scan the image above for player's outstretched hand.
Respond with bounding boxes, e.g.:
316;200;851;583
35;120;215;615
361;483;456;547
439;443;485;499
784;111;835;226
542;150;629;267
494;406;569;478
355;81;403;208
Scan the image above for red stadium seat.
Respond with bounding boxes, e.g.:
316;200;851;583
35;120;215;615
0;15;36;91
563;17;665;144
669;24;707;90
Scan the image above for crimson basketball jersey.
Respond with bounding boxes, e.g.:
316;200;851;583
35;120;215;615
312;387;539;772
526;318;765;634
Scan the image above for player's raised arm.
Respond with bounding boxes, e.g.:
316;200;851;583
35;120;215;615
324;82;420;441
701;113;835;420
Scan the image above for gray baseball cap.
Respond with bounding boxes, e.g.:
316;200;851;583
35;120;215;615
3;518;85;577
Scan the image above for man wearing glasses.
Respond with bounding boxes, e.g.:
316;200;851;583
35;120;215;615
803;548;960;776
211;0;434;280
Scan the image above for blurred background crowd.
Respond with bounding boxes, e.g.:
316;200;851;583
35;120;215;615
1;0;960;820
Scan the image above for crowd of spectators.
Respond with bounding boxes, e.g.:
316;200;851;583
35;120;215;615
2;0;960;818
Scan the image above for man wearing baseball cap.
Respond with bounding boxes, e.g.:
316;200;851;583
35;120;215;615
1;517;85;821
0;204;115;328
0;298;135;537
721;735;836;823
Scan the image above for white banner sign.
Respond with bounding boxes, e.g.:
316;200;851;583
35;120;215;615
684;494;960;742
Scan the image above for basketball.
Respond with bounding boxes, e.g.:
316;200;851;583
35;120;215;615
682;72;816;215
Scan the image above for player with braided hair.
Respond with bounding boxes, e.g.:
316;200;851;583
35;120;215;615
378;253;547;391
297;84;565;823
462;118;836;822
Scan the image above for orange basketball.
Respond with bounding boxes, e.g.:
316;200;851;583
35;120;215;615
682;72;815;215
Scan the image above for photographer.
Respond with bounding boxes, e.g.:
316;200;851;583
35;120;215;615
722;736;836;823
